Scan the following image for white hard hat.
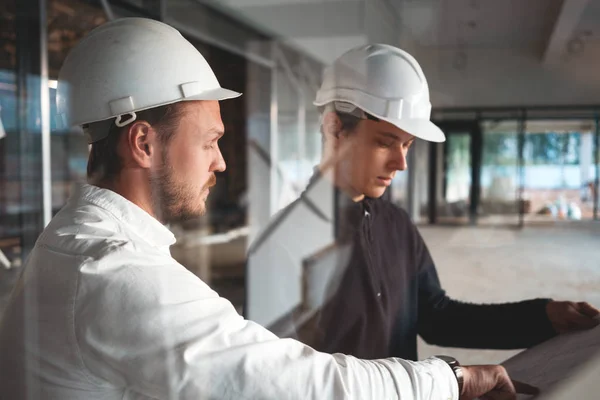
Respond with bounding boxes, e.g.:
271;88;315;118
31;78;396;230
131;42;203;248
314;44;444;142
57;18;240;140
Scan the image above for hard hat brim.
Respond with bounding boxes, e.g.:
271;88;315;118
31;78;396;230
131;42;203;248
185;87;242;102
69;87;242;127
313;98;445;142
384;117;446;143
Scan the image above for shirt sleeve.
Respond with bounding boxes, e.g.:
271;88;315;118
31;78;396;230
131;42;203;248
412;225;556;349
75;251;458;400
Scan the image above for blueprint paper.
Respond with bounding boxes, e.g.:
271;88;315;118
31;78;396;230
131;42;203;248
502;325;600;399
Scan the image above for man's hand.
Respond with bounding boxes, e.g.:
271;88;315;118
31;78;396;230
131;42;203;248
546;301;600;334
460;365;538;400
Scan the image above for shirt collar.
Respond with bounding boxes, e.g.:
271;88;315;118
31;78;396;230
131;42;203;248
71;183;176;248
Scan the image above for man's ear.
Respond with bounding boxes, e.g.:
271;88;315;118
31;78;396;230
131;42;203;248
124;121;156;169
322;111;342;140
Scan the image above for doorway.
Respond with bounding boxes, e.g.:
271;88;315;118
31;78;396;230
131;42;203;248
428;121;482;225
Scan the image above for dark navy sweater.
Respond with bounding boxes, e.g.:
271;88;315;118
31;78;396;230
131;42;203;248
307;193;556;360
246;174;557;360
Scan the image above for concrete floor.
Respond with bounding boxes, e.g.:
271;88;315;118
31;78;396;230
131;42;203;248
417;222;600;365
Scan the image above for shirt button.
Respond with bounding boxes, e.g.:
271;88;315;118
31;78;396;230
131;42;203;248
377;292;381;298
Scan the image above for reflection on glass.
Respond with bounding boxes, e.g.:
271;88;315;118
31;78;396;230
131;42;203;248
480;120;519;225
391;170;408;210
271;49;323;215
438;133;471;224
522;121;595;222
0;0;21;307
0;0;599;397
411;140;430;223
48;0;107;213
304;79;321;172
275;63;302;211
446;133;471;203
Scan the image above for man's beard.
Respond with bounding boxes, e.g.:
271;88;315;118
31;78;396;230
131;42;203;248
150;152;216;223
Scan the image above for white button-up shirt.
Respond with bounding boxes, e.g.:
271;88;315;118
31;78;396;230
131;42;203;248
0;184;458;400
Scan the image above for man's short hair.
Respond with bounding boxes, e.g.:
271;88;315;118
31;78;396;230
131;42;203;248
85;103;184;182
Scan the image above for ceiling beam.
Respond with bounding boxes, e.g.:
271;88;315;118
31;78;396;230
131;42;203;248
543;0;591;65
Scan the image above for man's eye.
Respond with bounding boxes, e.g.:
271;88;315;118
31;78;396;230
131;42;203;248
378;140;393;148
204;141;218;150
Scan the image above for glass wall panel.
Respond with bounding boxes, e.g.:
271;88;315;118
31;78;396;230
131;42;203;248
274;60;301;211
0;0;21;315
522;120;595;223
480;120;520;226
437;133;472;224
48;0;107;214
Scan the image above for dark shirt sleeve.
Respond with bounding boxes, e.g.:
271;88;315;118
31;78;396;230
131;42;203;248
413;225;557;349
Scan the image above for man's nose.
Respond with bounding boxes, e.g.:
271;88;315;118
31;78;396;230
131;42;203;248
213;146;226;172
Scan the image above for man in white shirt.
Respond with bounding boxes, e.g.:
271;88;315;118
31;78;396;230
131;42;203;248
0;18;533;400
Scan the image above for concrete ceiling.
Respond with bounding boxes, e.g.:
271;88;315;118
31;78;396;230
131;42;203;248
200;0;398;63
399;0;563;50
203;0;600;63
198;0;600;107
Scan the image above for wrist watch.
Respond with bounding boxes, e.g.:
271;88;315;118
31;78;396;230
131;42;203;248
436;355;464;393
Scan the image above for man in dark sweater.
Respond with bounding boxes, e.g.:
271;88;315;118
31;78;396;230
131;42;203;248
246;44;599;361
